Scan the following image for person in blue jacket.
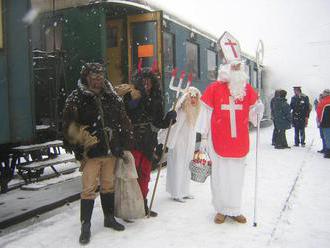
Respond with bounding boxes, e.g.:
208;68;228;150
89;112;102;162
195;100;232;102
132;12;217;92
273;90;292;149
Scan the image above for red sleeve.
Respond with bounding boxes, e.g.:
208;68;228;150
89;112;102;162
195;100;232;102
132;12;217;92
201;82;217;109
317;99;324;122
246;83;258;106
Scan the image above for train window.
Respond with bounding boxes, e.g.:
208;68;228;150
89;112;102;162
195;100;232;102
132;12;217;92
252;68;258;88
244;63;250;82
186;41;199;79
107;27;118;48
218;50;226;65
163;32;175;74
131;21;157;69
207;49;217;80
44;23;62;52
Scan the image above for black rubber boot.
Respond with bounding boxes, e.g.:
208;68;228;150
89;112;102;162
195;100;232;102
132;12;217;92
144;199;158;217
79;199;94;245
100;193;125;231
324;149;330;158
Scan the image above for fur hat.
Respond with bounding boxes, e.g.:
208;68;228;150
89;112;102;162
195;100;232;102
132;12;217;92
80;62;105;84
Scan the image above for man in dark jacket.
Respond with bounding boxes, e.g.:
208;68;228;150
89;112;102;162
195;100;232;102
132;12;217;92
290;86;310;146
118;68;176;217
273;90;292;149
270;90;281;146
62;63;134;245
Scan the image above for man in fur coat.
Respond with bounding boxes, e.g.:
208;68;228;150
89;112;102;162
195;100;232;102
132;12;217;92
62;62;134;245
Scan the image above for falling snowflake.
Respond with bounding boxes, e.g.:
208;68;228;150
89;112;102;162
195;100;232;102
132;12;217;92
22;8;39;25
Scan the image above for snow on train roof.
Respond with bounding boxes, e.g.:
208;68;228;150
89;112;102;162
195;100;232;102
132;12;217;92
31;0;259;64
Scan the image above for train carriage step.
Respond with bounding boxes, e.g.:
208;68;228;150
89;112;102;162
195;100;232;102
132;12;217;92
19;153;76;171
17;153;77;183
12;140;63;153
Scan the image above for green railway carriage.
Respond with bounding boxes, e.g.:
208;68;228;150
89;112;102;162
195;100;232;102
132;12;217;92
0;0;266;161
31;0;265;126
0;0;267;192
0;0;34;148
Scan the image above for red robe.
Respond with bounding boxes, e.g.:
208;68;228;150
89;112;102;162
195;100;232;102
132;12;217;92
201;81;258;158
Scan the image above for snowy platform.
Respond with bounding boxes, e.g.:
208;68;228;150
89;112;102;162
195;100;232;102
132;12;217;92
0;115;330;247
0;176;81;230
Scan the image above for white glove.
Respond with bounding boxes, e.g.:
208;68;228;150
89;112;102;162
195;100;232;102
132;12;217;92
249;100;264;127
254;100;265;115
199;136;208;151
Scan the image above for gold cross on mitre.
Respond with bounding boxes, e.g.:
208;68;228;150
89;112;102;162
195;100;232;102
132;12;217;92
217;31;242;63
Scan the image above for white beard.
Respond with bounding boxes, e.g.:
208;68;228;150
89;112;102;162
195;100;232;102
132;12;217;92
228;69;248;101
182;98;201;127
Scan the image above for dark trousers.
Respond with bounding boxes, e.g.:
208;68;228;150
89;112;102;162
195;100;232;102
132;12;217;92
320;128;326;151
294;127;305;145
272;126;278;145
275;129;288;148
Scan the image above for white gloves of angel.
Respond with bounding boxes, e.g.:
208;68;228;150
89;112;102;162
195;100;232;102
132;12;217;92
199;136;208;151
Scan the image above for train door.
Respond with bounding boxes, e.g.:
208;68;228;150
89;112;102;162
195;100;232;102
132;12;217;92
127;11;163;82
106;19;124;86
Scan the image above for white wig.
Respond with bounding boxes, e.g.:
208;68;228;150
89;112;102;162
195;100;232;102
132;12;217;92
176;86;201;110
176;86;201;126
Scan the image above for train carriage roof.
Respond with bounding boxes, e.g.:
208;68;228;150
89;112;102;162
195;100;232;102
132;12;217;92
32;0;261;65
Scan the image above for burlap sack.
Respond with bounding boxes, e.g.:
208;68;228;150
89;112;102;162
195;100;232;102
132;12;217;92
114;151;145;219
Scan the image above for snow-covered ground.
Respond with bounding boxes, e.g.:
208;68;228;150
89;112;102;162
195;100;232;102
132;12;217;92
1;112;329;248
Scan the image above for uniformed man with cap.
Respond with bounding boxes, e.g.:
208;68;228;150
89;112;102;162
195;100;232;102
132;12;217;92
290;86;310;146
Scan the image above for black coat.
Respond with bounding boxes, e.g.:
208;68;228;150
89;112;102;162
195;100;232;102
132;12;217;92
123;79;171;161
290;94;310;128
320;105;330;128
273;97;292;130
62;80;134;161
270;96;276;120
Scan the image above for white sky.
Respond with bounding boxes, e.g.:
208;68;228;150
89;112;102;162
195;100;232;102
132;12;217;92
148;0;330;99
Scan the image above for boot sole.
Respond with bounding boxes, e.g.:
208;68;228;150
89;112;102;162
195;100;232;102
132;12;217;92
104;225;125;231
229;216;247;224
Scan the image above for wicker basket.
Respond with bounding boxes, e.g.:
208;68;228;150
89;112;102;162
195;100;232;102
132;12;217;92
189;150;212;183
